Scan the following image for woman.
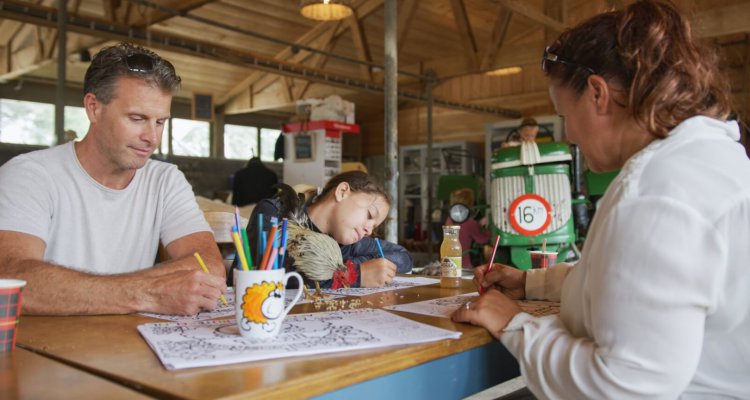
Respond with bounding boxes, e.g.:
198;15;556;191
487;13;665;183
453;1;750;398
246;171;412;288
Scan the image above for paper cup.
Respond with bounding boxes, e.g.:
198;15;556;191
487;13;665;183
0;279;26;352
529;251;557;269
235;269;303;339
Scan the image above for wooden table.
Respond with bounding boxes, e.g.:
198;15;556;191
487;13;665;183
16;279;519;399
0;347;152;399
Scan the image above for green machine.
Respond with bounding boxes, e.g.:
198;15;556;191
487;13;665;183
489;142;580;270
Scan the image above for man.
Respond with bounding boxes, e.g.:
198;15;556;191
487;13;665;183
0;43;226;315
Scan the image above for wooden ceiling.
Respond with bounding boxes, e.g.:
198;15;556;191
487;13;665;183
1;0;750;122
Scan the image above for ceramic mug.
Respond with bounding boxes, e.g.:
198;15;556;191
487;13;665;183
234;269;303;339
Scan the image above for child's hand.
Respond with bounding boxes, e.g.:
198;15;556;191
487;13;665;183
360;258;397;287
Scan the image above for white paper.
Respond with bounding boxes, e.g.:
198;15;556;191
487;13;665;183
320;276;440;297
384;294;561;319
138;308;461;370
384;293;479;318
141;288;344;322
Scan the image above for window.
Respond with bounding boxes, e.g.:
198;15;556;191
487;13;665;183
260;128;281;162
159;119;171;155
0;99;55;145
64;106;89;141
172;118;209;157
224;124;258;160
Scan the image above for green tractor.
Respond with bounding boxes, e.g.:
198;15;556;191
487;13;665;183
489;141;587;270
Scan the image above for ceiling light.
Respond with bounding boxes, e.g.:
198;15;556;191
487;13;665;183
300;0;353;21
486;66;523;76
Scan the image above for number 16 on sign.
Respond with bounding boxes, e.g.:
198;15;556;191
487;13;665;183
508;194;552;236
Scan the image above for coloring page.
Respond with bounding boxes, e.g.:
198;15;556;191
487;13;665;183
384;293;560;319
138;308;461;370
319;276;439;297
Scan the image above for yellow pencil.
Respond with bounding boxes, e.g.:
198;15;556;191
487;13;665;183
231;231;251;271
193;252;228;306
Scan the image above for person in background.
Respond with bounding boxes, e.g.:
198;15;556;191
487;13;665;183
247;171;412;288
501;117;539;148
444;188;489;269
0;42;226;316
453;1;750;398
231;155;278;207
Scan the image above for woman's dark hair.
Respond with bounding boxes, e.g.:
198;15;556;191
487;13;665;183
543;0;731;137
83;42;181;104
313;171;391;205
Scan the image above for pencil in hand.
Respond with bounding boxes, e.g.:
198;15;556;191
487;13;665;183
374;238;385;258
194;252;228;306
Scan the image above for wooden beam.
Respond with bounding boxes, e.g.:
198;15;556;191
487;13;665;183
449;0;478;69
124;0;217;27
218;0;384;106
543;0;565;46
346;12;372;81
295;21;342;100
0;0;211;82
103;0;121;23
480;5;512;71
495;0;566;32
397;0;418;54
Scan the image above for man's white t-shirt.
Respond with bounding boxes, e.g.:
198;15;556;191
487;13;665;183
0;142;210;274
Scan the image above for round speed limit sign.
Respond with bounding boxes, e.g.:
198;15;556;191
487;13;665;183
508;194;552;236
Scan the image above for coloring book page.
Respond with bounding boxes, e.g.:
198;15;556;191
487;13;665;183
138;308;461;370
319;276;440;297
384;293;561;319
384;293;479;318
141;288;344;322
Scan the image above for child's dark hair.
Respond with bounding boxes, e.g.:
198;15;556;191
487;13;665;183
313;171;391;205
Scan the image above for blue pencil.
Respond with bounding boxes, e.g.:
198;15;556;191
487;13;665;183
278;218;288;269
257;213;263;265
375;238;385;258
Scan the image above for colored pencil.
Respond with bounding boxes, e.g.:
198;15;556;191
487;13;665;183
240;228;253;270
257;213;263;266
265;248;279;270
479;234;502;295
194;252;228;306
259;225;278;270
278;218;289;269
231;227;250;271
375;238;385;258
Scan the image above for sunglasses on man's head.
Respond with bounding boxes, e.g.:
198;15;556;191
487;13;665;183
124;53;156;73
541;46;596;75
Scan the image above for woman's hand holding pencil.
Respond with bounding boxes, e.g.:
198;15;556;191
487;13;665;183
473;262;526;300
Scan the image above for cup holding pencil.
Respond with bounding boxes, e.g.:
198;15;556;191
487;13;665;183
235;269;303;340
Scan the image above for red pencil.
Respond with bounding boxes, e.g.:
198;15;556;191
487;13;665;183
479;234;501;295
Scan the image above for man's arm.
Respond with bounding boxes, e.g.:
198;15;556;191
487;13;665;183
0;230;226;316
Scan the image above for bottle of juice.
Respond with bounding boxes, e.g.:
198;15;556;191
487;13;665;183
440;225;462;288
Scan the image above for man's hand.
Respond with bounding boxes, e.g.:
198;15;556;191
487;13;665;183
360;258;397;287
473;263;526;299
451;289;522;340
132;267;227;315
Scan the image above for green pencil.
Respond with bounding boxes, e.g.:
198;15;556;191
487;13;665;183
240;228;253;270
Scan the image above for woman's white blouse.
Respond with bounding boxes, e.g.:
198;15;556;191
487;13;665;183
501;116;750;399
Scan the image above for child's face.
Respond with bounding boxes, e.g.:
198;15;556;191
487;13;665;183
329;192;389;245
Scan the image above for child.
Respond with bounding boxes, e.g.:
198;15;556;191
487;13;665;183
246;171;412;288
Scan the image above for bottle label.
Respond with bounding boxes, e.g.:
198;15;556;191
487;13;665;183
440;256;462;278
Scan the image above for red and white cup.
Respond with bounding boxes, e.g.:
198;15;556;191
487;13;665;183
0;279;27;352
529;251;557;269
